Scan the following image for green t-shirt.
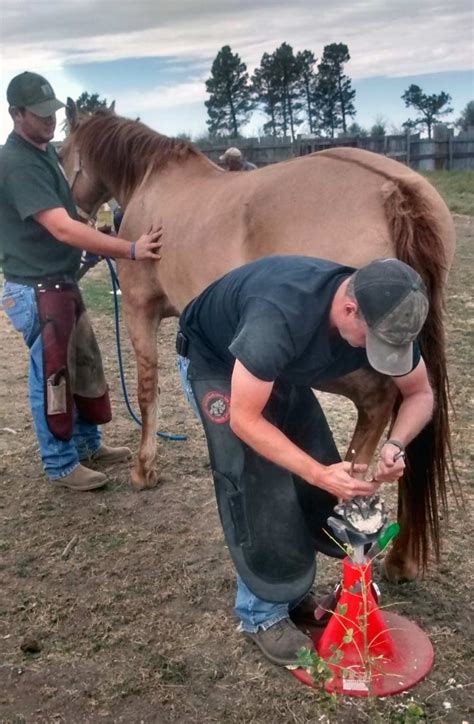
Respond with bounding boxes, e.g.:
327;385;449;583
0;132;81;279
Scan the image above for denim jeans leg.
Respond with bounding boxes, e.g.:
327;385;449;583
2;281;80;480
74;414;102;460
235;575;291;633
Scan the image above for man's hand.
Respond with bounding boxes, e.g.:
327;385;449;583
134;225;163;260
316;462;379;500
374;442;406;483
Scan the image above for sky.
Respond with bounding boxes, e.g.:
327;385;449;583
0;0;473;142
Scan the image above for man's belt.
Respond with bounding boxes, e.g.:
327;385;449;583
5;274;78;290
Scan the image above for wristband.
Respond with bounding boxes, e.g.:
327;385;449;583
384;439;405;453
130;241;137;260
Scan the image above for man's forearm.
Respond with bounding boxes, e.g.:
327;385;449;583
53;216;134;259
230;413;325;485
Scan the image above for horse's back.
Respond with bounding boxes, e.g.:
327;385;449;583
241;147;455;269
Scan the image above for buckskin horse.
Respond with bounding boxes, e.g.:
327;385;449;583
60;101;457;582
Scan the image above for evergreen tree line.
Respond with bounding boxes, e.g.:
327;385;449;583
205;43;464;141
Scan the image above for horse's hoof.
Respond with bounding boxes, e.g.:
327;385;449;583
131;467;159;491
377;555;419;583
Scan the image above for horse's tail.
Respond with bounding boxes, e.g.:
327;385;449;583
381;177;458;570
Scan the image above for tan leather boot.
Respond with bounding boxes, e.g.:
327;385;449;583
51;464;107;491
83;444;132;467
244;618;314;666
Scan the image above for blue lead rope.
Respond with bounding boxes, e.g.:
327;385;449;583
105;257;186;442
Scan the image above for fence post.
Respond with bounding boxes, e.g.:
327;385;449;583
406;130;411;167
448;134;453;170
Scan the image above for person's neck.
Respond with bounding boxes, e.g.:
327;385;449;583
13;127;48;151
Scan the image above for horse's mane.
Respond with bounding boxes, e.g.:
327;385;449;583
74;110;203;200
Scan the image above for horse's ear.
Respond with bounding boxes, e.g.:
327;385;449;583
66;97;78;130
108;100;116;113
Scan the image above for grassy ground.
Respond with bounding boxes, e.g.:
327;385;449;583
420;171;474;216
0;179;472;723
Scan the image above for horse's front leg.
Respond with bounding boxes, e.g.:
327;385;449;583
122;297;162;490
318;369;420;580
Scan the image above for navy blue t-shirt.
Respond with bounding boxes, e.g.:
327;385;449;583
180;256;420;385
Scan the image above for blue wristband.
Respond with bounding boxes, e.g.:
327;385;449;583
130;241;136;260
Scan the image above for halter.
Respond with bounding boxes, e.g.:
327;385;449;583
67;150;107;226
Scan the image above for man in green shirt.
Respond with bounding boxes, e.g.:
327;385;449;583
0;71;162;491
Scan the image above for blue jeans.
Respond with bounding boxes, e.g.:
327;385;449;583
2;281;101;479
177;354;310;631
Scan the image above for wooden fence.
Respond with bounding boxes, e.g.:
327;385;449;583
198;126;474;171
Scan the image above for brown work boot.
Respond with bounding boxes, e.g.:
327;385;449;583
50;464;107;491
83;444;132;467
290;589;338;628
244;618;315;666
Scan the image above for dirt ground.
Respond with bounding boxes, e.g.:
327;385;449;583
0;216;472;724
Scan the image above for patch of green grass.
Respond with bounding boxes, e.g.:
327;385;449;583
103;533;127;551
152;654;188;684
79;275;117;316
421;171;474;216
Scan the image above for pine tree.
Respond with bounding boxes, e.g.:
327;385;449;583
272;43;304;141
205;46;254;137
251;53;281;137
75;92;109;114
296;50;318;134
401;85;453;138
455;100;474;132
252;44;304;140
316;43;356;136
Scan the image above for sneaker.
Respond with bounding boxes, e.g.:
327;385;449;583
290;589;338;628
83;444;132;467
244;618;314;666
51;464;108;491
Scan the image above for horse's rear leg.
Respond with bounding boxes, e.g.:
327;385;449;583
318;369;397;465
122;299;162;490
319;369;420;580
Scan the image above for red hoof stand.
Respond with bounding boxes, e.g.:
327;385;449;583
292;557;434;697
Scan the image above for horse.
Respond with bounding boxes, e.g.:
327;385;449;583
60;101;457;583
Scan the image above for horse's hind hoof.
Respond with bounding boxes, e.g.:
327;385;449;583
131;467;159;491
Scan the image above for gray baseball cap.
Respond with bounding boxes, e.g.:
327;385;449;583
7;71;65;117
354;258;429;376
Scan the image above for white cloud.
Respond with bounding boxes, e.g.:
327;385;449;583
0;0;472;139
118;81;208;114
0;0;472;76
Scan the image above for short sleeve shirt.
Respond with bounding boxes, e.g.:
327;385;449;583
180;256;420;385
0;132;81;279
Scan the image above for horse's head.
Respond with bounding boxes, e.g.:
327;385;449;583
60;98;115;222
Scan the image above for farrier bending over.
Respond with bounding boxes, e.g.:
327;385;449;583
177;255;433;666
0;72;162;492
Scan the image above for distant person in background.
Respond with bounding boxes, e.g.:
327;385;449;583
219;147;257;172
